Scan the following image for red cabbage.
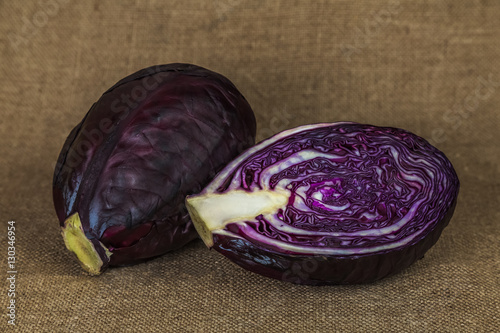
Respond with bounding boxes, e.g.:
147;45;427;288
53;63;256;275
186;122;459;285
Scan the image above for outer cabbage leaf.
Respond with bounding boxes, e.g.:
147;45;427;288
53;63;256;274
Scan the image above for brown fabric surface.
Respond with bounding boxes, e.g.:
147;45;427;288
1;0;499;332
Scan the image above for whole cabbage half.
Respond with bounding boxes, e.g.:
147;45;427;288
186;122;460;285
53;63;256;275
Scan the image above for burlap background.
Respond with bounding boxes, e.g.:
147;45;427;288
1;0;498;332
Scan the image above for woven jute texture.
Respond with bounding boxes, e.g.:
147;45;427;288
1;1;499;332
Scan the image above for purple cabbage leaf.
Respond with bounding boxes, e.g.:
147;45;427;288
53;63;256;275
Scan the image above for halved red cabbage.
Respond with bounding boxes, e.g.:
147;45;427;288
186;122;460;285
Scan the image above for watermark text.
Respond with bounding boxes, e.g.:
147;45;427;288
6;221;17;326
